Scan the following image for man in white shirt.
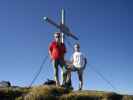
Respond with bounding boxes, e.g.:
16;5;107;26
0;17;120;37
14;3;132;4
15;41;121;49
66;43;87;90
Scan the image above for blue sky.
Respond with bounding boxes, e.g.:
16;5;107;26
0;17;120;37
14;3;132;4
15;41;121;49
0;0;133;95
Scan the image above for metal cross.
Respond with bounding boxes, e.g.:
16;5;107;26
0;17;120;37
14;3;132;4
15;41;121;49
43;8;79;43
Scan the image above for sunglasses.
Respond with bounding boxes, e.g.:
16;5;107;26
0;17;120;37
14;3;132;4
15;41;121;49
55;36;60;38
74;46;79;48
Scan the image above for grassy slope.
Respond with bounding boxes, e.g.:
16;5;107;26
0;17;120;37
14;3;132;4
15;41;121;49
0;85;133;100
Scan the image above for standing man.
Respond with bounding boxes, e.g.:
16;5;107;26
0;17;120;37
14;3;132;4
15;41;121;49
49;32;67;86
66;43;87;90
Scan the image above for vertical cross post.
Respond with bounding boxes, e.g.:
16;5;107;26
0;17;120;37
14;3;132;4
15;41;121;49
61;8;65;43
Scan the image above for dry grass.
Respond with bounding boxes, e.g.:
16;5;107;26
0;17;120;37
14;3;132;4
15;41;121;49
59;90;123;100
0;85;133;100
0;86;29;100
24;85;70;100
23;85;133;100
122;95;133;100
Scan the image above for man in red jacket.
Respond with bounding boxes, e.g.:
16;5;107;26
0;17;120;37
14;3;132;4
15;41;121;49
49;32;67;86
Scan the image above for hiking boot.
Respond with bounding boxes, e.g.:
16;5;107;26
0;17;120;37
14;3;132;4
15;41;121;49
78;87;82;91
61;84;65;87
56;81;60;87
67;85;73;90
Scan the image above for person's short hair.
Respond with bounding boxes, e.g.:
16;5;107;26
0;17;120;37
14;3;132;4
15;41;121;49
54;32;61;38
74;43;80;49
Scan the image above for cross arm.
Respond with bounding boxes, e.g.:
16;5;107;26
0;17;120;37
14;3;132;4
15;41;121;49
43;17;60;29
43;17;79;40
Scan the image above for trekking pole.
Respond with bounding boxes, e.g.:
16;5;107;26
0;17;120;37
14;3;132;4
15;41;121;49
29;54;48;87
89;64;119;92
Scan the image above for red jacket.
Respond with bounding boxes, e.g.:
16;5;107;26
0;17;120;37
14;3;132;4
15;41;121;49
49;41;66;60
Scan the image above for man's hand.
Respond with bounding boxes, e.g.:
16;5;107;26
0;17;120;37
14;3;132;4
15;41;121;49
49;51;53;60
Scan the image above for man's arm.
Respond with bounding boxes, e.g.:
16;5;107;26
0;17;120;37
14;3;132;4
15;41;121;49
48;43;53;59
63;43;67;53
84;57;87;65
82;57;87;70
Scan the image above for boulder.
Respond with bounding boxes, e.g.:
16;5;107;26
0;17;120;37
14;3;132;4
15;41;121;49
43;79;56;85
0;81;11;87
